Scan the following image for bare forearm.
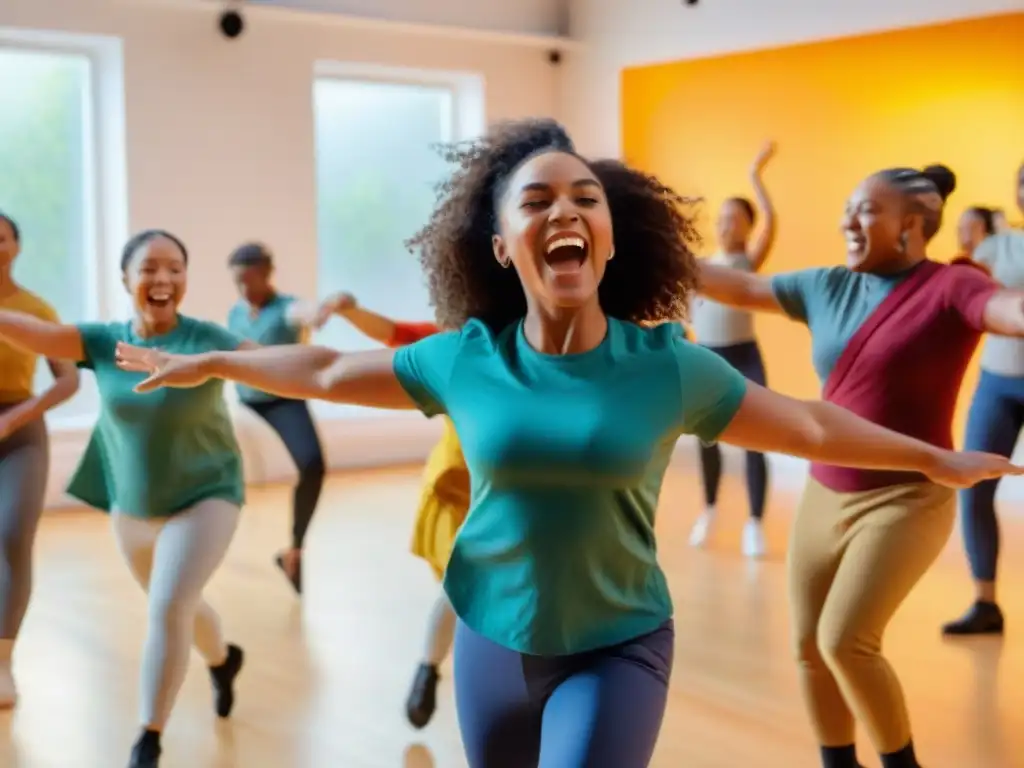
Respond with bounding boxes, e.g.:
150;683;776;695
776;400;941;472
0;311;84;360
4;367;80;433
203;344;340;400
339;307;397;345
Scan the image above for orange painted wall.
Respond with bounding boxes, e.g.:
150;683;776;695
621;13;1024;443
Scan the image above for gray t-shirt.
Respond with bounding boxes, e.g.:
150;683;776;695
690;251;757;347
976;231;1024;377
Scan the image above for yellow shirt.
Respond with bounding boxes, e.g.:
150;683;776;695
422;416;470;505
0;288;59;403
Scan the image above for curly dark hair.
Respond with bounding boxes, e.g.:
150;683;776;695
405;118;701;331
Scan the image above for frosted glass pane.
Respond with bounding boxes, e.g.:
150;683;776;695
0;49;98;423
312;78;452;358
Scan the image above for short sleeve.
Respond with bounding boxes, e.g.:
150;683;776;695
392;330;463;417
946;263;999;332
971;235;999;269
770;268;826;323
197;321;245;352
673;339;748;444
76;322;118;371
387;322;441;348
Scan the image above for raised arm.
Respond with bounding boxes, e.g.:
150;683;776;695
719;383;1019;488
698;263;787;315
115;342;416;410
0;310;84;361
747;142;777;271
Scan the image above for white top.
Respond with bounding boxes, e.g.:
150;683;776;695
690;251;757;348
975;231;1024;378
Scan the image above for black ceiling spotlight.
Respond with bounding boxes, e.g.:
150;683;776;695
218;2;245;39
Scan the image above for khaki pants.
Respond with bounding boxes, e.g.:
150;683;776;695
787;477;954;753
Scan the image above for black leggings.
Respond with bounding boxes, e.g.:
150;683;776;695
245;398;326;549
698;341;768;519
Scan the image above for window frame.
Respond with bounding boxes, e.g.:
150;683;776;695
309;62;484;422
0;28;128;430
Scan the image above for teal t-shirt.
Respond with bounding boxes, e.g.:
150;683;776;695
392;317;748;656
67;315;246;519
227;294;304;404
771;266;913;383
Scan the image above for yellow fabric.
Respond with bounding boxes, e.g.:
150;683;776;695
0;289;58;403
411;417;470;580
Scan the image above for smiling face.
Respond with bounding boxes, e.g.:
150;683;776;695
492;151;614;311
122;236;187;328
841;175;923;272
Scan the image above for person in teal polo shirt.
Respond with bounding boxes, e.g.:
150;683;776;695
0;229;246;768
113;121;1019;768
225;241;350;594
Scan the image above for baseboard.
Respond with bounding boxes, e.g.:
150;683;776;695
45;418;1024;510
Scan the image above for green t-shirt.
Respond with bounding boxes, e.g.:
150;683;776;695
227;294;304;404
392;317;748;655
67;315;246;518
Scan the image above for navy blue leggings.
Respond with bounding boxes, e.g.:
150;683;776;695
453;620;674;768
699;341;768;519
960;370;1024;582
245;398;325;549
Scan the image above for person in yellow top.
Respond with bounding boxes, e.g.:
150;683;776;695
332;293;467;730
0;213;80;708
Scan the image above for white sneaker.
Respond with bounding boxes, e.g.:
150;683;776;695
741;519;766;558
0;659;17;709
689;508;716;548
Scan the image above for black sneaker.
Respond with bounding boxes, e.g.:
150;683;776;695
941;601;1004;636
405;663;439;729
128;729;161;768
275;552;302;595
209;643;244;718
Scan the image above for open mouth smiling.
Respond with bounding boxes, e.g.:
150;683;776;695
543;233;588;274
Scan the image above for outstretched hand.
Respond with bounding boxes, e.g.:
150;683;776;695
927;450;1024;489
115;342;211;393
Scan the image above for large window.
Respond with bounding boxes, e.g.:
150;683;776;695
312;78;454;365
0;47;98;424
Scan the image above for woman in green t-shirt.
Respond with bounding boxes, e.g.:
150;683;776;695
0;230;246;768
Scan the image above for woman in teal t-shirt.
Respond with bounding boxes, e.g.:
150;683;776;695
114;122;1019;768
0;230;246;768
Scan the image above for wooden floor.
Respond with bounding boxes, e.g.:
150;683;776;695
1;464;1022;768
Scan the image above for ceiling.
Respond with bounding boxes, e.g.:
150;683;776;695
243;0;569;36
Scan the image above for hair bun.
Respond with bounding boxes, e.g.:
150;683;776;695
921;164;957;201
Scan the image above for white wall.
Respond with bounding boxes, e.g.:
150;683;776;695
561;0;1024;501
1;0;566;507
562;0;1022;157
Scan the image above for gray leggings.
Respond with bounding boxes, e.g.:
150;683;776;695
0;409;49;641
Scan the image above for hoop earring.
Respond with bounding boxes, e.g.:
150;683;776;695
498;257;511;269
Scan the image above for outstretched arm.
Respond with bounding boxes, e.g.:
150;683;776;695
718;383;1017;487
981;290;1024;336
698;263;787;315
0;310;85;361
116;342;416;410
0;358;80;439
